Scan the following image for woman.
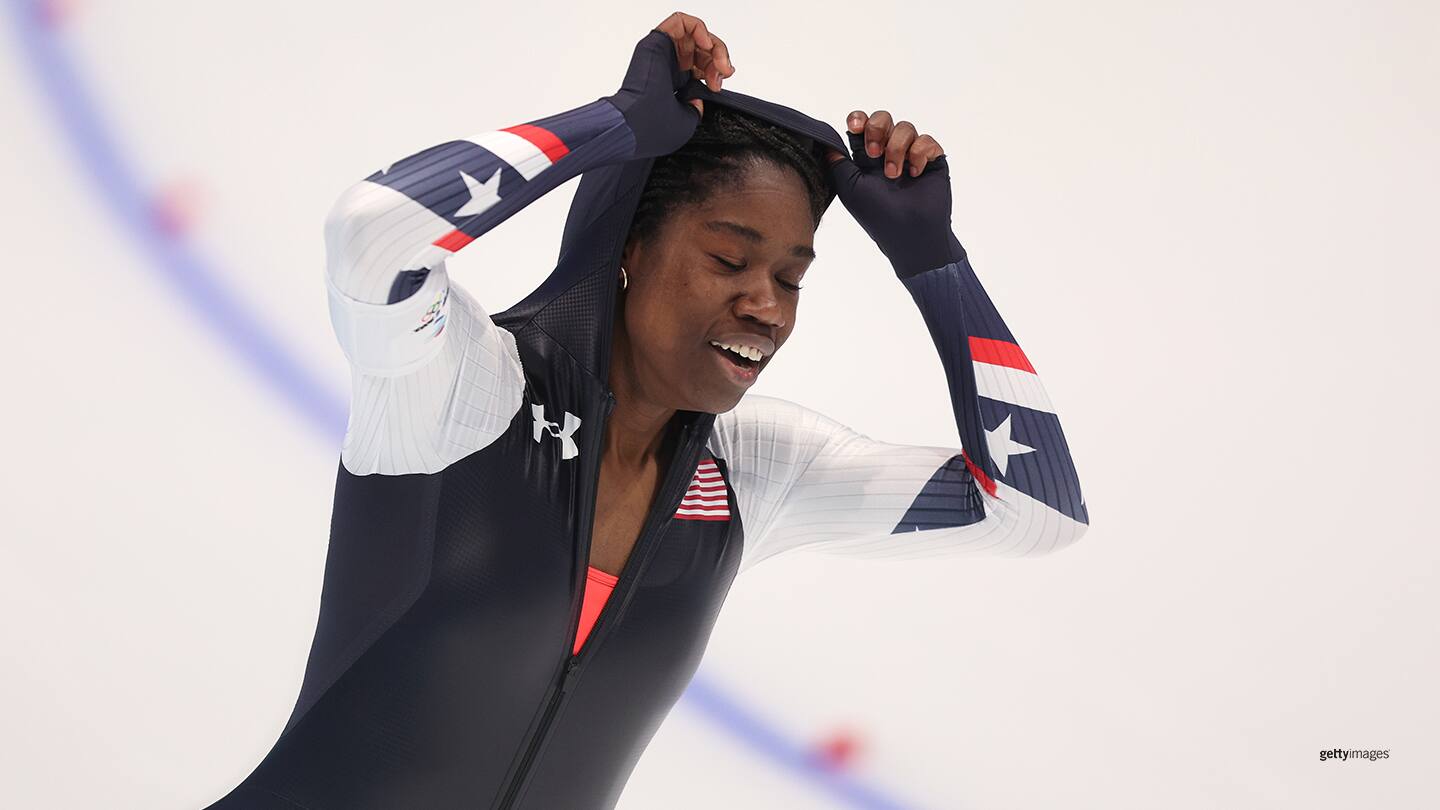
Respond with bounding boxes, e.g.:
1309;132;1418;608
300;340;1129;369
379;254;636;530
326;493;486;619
206;12;1088;810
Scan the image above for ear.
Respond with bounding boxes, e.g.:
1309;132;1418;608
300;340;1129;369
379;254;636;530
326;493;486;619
619;237;649;293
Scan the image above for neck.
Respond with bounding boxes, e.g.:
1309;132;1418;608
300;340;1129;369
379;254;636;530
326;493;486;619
605;333;677;471
603;393;674;470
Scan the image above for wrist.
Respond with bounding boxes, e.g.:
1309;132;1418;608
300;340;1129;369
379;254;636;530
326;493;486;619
882;229;966;280
605;29;699;161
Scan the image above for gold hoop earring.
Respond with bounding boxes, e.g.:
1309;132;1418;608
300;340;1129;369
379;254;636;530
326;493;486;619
619;266;628;290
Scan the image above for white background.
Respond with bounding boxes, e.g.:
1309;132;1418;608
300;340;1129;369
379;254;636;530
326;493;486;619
3;1;1436;808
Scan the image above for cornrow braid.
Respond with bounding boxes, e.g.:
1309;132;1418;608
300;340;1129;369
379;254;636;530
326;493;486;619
627;102;837;247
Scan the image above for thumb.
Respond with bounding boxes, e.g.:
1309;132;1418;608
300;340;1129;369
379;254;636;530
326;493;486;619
688;98;704;117
825;152;863;195
822;147;845;166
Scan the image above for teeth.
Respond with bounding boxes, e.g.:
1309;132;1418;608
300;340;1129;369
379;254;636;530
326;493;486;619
710;341;764;361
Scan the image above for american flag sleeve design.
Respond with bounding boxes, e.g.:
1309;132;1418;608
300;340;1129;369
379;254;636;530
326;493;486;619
321;99;636;474
711;232;1089;574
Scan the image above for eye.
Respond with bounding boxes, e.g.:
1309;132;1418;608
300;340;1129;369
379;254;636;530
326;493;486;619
712;255;803;293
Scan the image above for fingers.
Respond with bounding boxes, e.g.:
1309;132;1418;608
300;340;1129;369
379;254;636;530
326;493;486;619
844;109;945;178
659;15;697;71
691;46;729;91
861;110;893;160
883;121;919;179
656;13;734;91
906;134;945;176
704;33;734;90
682;13;714;50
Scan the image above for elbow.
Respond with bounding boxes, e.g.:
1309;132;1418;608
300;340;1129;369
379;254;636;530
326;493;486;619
1016;517;1088;557
1048;518;1089;555
323;180;399;294
324;181;385;242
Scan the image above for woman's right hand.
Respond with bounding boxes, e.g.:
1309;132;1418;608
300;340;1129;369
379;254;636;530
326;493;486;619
607;13;736;160
652;12;734;115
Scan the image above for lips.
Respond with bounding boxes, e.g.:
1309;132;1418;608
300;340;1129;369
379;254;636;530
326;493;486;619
710;343;760;385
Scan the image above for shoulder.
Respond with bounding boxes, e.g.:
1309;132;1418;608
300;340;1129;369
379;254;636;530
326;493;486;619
708;393;853;469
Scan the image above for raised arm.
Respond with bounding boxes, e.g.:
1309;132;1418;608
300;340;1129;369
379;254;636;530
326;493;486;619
323;27;709;364
321;28;714;474
712;117;1088;573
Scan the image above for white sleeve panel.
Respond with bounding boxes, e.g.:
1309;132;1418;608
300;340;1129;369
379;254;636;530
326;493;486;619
710;394;1089;575
325;256;454;377
323;180;526;476
338;278;525;476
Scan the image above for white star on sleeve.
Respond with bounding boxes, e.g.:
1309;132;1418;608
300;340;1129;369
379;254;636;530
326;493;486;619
454;167;503;218
984;412;1036;478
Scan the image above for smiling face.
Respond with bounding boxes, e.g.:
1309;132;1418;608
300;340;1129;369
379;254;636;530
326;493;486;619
613;159;816;415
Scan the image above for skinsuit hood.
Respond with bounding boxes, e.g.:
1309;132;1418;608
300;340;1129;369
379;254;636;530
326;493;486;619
516;79;847;401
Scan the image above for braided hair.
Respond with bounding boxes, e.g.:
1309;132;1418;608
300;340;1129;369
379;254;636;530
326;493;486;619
627;102;837;248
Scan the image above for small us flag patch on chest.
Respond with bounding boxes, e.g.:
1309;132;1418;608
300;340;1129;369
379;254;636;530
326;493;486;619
674;457;729;521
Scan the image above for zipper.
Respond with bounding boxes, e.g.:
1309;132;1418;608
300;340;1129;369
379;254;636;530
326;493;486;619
495;392;703;809
495;656;577;810
493;392;617;810
566;416;700;663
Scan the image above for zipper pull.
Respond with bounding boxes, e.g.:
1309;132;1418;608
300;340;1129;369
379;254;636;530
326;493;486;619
560;657;580;694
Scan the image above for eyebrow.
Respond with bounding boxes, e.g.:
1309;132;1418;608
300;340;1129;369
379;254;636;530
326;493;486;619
702;220;816;261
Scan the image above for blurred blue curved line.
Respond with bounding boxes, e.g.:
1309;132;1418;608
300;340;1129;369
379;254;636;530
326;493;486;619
7;0;347;442
684;679;922;810
5;3;928;808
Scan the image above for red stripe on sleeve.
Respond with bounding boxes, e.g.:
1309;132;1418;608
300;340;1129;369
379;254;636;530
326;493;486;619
500;124;571;164
432;229;474;252
969;336;1034;373
962;449;998;497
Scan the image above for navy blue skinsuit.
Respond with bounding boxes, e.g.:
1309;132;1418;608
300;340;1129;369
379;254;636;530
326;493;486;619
203;28;1088;810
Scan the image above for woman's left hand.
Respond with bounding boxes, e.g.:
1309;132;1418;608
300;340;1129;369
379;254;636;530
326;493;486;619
823;110;960;277
823;110;945;178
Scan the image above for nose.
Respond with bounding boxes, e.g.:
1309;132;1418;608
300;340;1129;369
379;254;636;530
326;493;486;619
734;280;786;330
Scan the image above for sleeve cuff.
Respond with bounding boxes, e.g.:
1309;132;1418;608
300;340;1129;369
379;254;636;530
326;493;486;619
325;262;452;377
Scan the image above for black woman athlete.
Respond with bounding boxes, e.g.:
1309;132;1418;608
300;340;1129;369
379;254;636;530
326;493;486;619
203;12;1089;810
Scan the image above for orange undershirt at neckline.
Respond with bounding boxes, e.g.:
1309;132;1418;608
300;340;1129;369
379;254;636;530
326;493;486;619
573;565;619;655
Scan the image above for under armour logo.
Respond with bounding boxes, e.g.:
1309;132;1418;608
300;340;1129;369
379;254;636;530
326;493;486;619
531;403;582;460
